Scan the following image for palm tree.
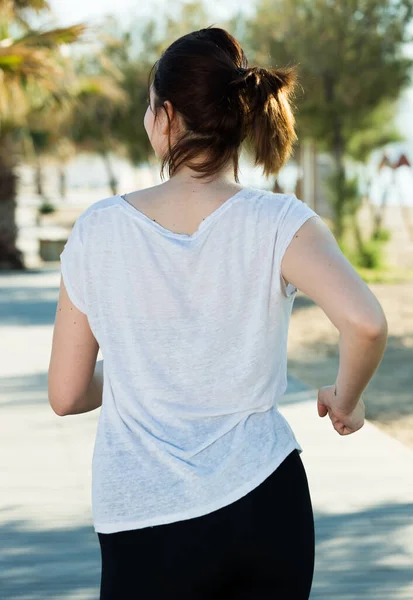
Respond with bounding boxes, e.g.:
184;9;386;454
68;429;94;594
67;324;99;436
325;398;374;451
0;0;87;268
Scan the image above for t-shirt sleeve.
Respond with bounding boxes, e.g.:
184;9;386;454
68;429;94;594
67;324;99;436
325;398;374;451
59;217;87;314
275;194;321;298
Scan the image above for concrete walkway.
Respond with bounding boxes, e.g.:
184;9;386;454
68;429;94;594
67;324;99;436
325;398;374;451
1;268;412;599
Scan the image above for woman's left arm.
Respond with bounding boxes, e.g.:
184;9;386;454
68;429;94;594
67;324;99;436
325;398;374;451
48;276;102;416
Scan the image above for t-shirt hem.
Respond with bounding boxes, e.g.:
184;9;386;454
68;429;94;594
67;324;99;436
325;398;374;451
93;440;303;534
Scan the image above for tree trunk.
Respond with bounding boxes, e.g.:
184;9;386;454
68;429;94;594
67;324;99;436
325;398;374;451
312;139;317;212
324;74;346;241
294;141;303;199
34;154;44;197
330;119;346;241
58;162;67;200
333;157;346;241
373;170;392;236
0;137;25;270
101;151;118;196
353;212;365;256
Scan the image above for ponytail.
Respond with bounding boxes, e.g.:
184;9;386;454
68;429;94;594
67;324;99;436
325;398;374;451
228;66;298;177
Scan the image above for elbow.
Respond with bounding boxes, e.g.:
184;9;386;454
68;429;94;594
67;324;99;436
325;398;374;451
48;370;82;416
49;394;70;416
48;379;66;416
344;299;388;340
48;385;75;416
358;316;388;340
53;406;69;417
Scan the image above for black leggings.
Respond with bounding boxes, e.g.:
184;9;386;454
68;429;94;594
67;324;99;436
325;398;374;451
98;448;315;599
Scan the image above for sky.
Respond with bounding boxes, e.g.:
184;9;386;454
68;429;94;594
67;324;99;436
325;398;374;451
47;0;253;28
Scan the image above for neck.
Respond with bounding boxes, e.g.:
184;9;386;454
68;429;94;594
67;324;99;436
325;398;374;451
166;164;237;191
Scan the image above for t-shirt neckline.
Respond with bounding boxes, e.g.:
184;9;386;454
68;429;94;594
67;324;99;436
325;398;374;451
116;187;250;241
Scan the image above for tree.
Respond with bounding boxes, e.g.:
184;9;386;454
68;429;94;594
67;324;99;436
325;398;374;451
103;2;212;173
0;0;87;268
244;0;413;241
66;47;130;196
347;99;403;247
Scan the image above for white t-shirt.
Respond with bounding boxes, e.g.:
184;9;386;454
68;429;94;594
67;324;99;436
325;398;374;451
60;186;320;534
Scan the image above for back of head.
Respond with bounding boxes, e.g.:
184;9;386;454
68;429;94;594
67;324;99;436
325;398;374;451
149;26;298;181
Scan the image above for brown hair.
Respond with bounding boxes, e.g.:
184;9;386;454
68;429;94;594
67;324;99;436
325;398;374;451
148;26;298;182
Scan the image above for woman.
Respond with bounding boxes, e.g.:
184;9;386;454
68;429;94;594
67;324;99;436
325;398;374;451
48;27;388;599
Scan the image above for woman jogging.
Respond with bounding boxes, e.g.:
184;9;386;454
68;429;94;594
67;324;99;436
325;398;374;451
48;26;388;599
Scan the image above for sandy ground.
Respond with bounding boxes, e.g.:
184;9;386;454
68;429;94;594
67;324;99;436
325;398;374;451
288;280;413;450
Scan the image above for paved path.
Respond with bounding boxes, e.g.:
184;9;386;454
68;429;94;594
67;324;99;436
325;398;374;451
1;268;413;599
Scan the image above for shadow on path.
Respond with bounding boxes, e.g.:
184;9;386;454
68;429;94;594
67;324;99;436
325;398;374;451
1;501;412;599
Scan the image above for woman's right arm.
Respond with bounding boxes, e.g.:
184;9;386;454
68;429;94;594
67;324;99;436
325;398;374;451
281;216;388;415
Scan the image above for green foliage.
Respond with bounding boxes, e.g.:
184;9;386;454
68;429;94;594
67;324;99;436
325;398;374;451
347;99;404;164
355;265;413;284
162;1;211;44
246;0;413;147
324;170;392;271
323;171;362;239
339;235;385;271
98;1;217;167
354;239;384;269
68;47;130;158
372;228;391;242
29;129;50;153
38;201;56;214
325;172;361;217
109;59;154;166
244;0;413;238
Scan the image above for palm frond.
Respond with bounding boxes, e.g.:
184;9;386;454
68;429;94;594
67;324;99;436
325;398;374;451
17;24;89;47
8;0;51;13
0;42;76;131
0;0;51;29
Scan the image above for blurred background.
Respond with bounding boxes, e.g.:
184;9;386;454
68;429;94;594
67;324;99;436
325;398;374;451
1;1;413;598
2;0;413;273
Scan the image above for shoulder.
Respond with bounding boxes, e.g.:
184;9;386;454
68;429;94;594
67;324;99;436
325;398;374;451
264;190;319;219
76;194;122;225
248;188;311;217
245;189;321;245
260;189;307;208
248;187;294;206
68;195;123;238
64;195;122;248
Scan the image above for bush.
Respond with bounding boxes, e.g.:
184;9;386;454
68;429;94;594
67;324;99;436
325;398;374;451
38;201;56;215
354;239;384;269
372;228;391;242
